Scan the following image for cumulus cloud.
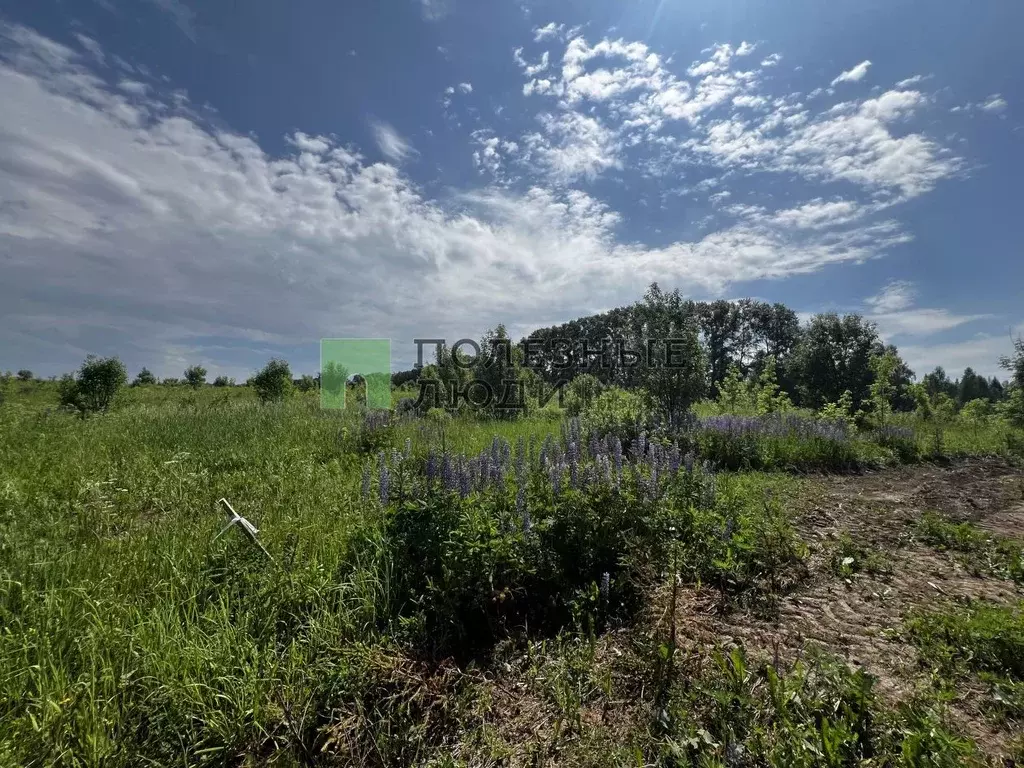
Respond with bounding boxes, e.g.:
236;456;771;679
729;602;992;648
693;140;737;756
830;60;871;86
0;22;993;375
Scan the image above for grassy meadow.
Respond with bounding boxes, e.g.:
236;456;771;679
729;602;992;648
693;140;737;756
1;379;1023;766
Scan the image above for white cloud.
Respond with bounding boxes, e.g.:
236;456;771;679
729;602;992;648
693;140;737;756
862;281;991;341
980;94;1007;113
514;47;550;78
830;60;872;86
458;82;473;93
865;280;915;313
74;33;105;63
0;22;993;376
760;53;781;68
735;41;757;57
900;328;1021;380
532;22;564;42
371;120;416;162
523;111;623;182
895;74;929;89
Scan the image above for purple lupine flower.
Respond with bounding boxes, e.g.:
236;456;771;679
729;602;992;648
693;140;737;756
529;433;537;467
378;455;390;507
539;436;550;470
600;572;611;602
637;431;648;460
569;460;579;490
684;452;694;474
441;454;455;492
491;436;501;466
669;443;681;474
502;438;512;468
459;465;471;498
612;437;623;474
515;436;526;480
568;440;580;465
522;508;532;534
425;450;437;484
582;464;595;490
589;432;600;461
361;462;371;499
516;485;526;521
550;465;561;496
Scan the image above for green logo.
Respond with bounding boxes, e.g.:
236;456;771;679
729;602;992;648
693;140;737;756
320;338;391;409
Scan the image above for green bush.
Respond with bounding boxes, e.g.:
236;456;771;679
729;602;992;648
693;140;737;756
58;355;128;413
580;387;653;444
250;358;292;403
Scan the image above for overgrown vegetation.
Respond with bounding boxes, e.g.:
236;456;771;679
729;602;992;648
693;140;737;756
2;290;1023;764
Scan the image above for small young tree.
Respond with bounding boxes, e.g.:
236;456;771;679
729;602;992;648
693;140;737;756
320;361;349;406
295;374;318;393
133;367;156;386
868;350;899;426
754;356;792;414
16;370;33;382
212;375;232;387
564;373;604;416
997;336;1024;428
960;398;991;433
251;358;292;403
184;365;207;389
162;377;180;386
59;356;128;413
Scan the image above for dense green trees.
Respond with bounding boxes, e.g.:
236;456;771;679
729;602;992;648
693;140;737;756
791;313;880;411
132;367;156;386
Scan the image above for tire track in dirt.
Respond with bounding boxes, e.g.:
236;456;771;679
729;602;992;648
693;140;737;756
703;458;1024;759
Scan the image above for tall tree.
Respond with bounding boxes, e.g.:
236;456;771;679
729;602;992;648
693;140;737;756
792;313;880;410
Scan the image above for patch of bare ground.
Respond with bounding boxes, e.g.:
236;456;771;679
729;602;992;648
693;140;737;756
698;458;1024;761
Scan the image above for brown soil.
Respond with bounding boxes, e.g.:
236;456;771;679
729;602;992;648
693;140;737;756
702;458;1024;760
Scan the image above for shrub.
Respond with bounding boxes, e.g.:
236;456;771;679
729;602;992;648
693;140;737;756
58;355;127;414
250;358;292;403
132;367;156;386
695;413;856;471
580;387;653;444
183;365;207;389
295;374;317;393
563;373;604;417
365;430;807;657
212;375;232;387
872;424;919;463
16;369;33;382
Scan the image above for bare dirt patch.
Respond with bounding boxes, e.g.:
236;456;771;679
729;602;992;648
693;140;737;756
699;458;1024;760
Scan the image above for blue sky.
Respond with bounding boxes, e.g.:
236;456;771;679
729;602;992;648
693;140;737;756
0;0;1021;380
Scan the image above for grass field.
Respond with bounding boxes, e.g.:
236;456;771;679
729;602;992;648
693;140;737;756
1;383;1023;766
